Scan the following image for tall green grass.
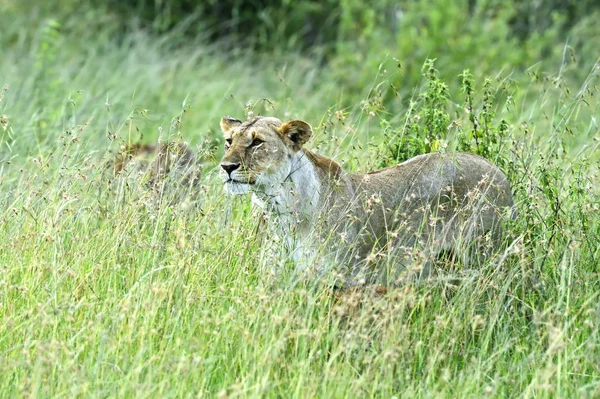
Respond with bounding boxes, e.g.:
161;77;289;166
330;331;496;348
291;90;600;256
0;3;599;398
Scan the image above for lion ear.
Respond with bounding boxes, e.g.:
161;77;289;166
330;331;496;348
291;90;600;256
279;120;312;151
220;116;242;133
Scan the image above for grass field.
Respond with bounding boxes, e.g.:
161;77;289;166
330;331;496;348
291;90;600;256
1;2;599;398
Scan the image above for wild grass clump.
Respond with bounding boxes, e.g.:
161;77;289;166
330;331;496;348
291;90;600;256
0;2;599;398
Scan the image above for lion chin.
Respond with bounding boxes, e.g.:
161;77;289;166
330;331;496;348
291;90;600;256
224;181;251;195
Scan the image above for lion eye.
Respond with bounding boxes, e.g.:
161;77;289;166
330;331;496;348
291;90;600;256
250;138;263;147
225;138;232;148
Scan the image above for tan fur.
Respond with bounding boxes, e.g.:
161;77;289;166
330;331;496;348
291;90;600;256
304;150;343;180
148;142;200;190
220;116;514;286
113;143;157;175
112;141;201;195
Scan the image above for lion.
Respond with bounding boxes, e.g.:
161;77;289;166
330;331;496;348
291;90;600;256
112;141;201;198
219;116;514;286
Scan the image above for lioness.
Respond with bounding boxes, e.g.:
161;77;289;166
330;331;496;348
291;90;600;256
220;116;513;285
112;141;201;194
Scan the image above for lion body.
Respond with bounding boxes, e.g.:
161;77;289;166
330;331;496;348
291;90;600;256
220;116;513;285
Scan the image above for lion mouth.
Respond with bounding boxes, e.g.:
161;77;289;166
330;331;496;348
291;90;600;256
225;178;255;185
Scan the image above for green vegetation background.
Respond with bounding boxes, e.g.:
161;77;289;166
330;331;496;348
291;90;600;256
0;0;599;397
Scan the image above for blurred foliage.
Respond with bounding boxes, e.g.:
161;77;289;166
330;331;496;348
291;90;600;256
4;0;599;111
99;0;342;50
328;0;600;110
93;0;600;49
32;0;596;111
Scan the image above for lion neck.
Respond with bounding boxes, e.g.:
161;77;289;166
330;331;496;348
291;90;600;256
251;150;323;223
251;149;350;267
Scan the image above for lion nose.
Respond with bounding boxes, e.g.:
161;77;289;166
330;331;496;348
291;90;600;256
221;162;241;177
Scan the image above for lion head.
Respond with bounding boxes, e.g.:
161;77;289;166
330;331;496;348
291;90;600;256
219;116;312;195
